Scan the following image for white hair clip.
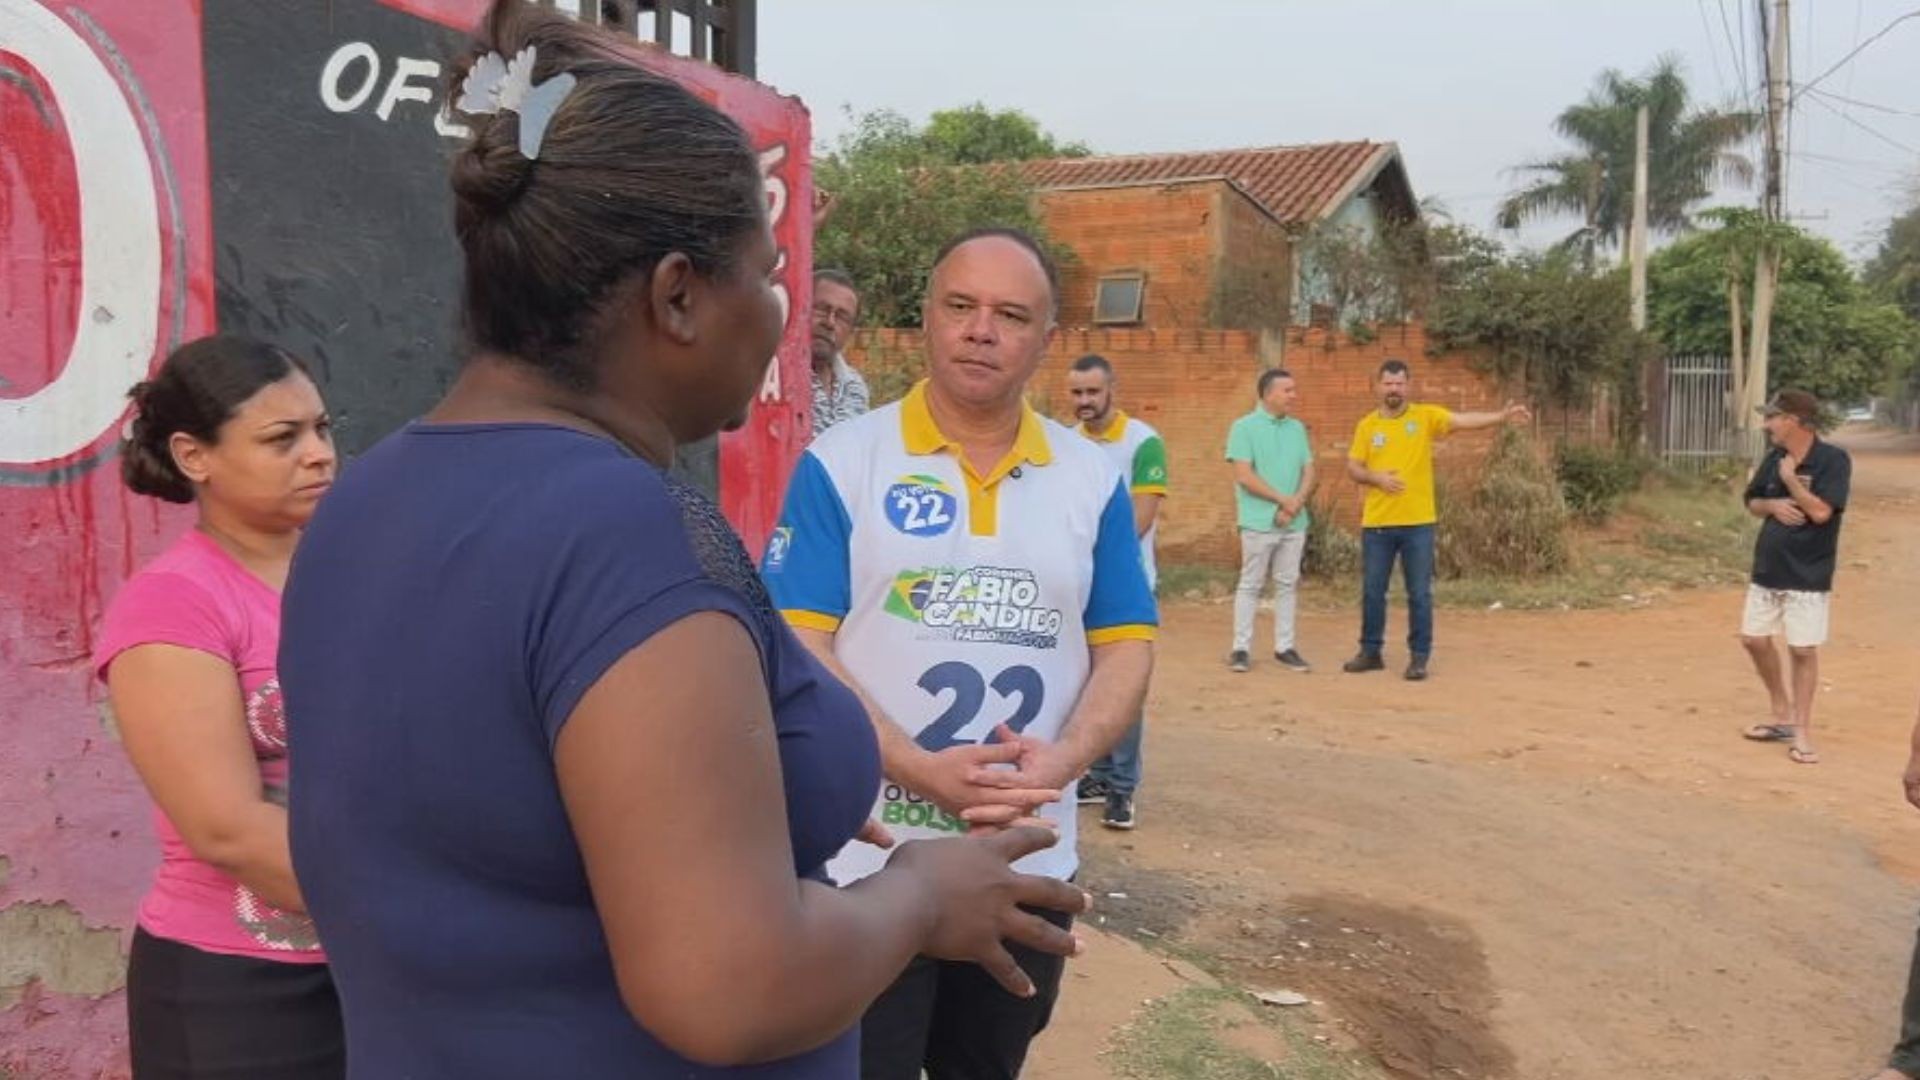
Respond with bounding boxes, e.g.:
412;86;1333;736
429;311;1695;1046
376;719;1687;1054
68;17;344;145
456;45;577;161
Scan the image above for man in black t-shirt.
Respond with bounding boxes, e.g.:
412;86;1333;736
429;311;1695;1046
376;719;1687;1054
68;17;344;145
1737;389;1852;764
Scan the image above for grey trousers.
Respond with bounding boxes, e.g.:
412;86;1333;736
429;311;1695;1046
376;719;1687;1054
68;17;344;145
1232;528;1306;654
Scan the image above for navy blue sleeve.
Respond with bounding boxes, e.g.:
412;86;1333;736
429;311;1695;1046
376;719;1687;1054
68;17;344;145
528;461;763;748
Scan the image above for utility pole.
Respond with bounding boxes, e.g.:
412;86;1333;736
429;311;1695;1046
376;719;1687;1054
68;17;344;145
1629;104;1649;332
1743;0;1790;452
1622;104;1649;447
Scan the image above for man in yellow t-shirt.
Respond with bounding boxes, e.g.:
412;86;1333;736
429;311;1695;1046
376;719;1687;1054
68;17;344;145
1342;359;1529;680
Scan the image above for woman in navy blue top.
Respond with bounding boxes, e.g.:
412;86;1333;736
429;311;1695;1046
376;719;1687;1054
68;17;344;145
278;4;1087;1076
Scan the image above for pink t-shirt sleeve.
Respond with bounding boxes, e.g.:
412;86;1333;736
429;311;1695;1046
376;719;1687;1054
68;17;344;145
95;571;233;682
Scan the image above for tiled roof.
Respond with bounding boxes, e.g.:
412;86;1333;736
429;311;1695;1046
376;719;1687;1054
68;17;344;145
1019;141;1398;225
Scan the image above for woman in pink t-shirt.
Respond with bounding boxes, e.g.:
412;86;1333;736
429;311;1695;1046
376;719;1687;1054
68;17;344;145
94;335;341;1078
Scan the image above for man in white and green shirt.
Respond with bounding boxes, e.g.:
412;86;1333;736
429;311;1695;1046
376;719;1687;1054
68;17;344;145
1225;368;1316;673
1066;353;1167;830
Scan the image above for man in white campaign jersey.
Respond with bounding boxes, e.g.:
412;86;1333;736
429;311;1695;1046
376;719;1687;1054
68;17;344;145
1066;353;1167;832
764;227;1157;1080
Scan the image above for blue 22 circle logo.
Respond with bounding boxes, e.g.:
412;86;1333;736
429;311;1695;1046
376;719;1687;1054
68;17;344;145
884;474;958;536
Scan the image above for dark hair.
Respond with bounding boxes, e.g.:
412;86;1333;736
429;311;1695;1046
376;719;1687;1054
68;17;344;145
929;227;1061;318
121;335;311;504
1378;359;1411;378
1070;354;1112;377
1256;368;1292;398
448;0;765;391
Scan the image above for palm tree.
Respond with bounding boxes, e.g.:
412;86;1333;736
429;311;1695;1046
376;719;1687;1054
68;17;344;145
1496;56;1759;262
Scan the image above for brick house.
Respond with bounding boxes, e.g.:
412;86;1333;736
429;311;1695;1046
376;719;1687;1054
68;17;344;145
1020;141;1420;331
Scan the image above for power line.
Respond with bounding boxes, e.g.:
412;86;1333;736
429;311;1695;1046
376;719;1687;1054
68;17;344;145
1718;0;1751;100
1838;0;1867;156
1803;86;1920;119
1844;0;1866;100
1803;89;1920;156
1697;0;1732;100
1734;0;1751;91
1787;155;1898;197
1792;7;1920;104
1791;148;1916;174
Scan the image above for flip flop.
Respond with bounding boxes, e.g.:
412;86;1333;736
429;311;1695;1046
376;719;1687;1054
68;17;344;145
1742;723;1796;742
1788;746;1821;765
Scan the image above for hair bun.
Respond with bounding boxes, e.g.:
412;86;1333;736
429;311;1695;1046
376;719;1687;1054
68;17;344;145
120;380;195;504
451;124;535;220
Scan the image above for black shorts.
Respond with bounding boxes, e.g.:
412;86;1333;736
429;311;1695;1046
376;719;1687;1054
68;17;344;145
127;927;344;1080
859;906;1074;1080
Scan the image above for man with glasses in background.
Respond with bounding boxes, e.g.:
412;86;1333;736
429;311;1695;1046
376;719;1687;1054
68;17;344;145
811;268;871;435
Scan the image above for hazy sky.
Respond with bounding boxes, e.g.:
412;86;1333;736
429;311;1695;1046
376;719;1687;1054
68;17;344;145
758;0;1919;260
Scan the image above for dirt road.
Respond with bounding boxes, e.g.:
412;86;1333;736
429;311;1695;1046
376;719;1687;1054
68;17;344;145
1032;429;1920;1079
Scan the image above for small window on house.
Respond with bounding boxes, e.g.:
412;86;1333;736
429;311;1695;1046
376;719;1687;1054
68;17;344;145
1092;272;1146;325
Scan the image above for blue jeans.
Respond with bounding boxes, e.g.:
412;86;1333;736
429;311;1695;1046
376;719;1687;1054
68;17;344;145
1891;916;1920;1076
1360;524;1435;658
1089;710;1144;796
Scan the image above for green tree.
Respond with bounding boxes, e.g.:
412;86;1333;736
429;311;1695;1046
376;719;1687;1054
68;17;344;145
1281;217;1504;332
1427;250;1657;440
1865;193;1920;321
813;108;1078;328
1496;56;1758;260
919;102;1090;164
1425;221;1507;301
1648;215;1919;404
1865;191;1920;412
1647;207;1798;419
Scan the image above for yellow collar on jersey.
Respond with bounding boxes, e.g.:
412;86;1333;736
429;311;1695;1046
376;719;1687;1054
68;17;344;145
1076;410;1131;444
899;379;1053;536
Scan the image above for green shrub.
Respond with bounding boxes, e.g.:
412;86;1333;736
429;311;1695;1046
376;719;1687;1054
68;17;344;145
1555;444;1648;521
1436;427;1571;578
1302;496;1361;580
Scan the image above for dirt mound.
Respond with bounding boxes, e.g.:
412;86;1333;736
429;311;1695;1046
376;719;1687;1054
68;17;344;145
1241;893;1514;1079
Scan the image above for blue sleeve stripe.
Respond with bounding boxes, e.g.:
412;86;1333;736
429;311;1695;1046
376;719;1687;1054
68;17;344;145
762;451;853;620
1084;477;1159;632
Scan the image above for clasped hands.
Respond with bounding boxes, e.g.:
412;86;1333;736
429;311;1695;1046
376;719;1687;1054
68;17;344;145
897;724;1077;837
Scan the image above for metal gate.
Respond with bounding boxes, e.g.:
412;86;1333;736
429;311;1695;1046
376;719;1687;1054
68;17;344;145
1658;355;1748;471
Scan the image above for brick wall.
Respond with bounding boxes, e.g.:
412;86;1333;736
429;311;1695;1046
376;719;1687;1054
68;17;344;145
1039;179;1298;334
846;322;1535;569
1038;182;1227;329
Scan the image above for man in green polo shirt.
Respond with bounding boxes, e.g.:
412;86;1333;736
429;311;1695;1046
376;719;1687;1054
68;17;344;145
1224;368;1316;673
